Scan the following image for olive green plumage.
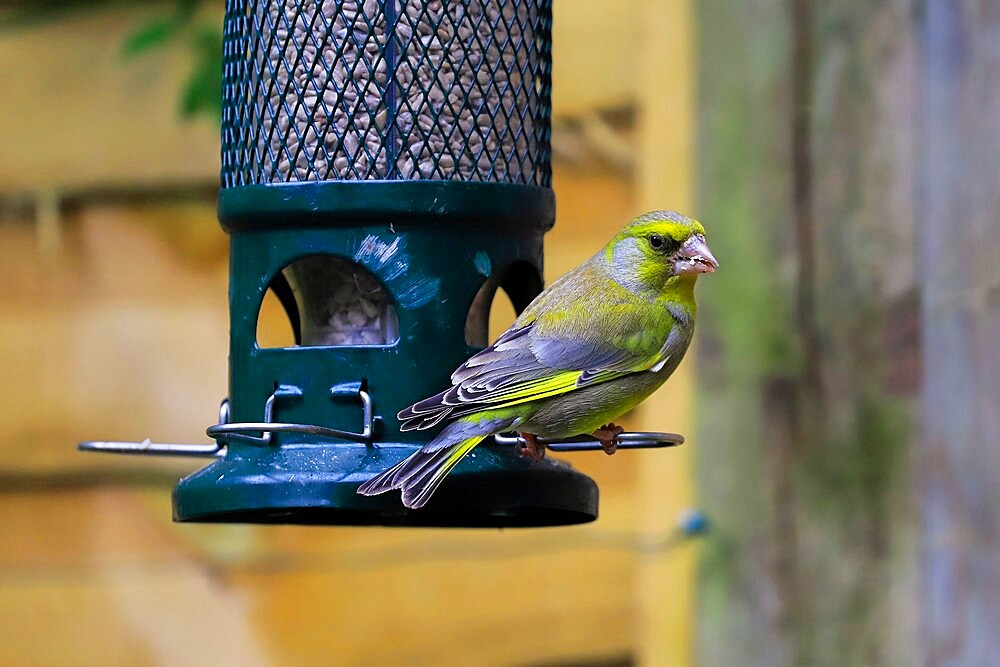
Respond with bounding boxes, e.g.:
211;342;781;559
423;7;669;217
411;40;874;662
357;210;718;508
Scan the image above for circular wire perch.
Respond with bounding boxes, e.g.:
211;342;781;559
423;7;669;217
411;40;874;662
200;427;685;451
80;386;683;456
80;429;683;457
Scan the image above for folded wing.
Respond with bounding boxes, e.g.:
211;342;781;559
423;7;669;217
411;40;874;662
397;320;664;431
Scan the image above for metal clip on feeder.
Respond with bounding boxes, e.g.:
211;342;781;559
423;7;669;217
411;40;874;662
79;0;684;526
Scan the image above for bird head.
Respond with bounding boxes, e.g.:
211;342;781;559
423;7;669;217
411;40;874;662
605;210;718;293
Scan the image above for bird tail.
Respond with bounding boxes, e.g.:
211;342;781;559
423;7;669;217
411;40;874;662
357;417;511;509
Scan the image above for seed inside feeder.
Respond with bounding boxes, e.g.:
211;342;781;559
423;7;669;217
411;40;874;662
282;255;399;346
253;0;537;183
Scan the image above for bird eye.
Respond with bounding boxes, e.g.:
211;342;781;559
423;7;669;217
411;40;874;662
649;234;665;250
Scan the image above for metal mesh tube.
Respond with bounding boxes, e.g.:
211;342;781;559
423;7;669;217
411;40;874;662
222;0;553;186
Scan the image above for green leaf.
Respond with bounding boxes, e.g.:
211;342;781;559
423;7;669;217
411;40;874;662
179;23;223;120
121;0;199;59
121;16;178;57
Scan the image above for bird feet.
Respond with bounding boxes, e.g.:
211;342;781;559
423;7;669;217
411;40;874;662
517;432;545;461
593;423;625;455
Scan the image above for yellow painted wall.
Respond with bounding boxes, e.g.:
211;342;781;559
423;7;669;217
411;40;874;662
0;3;696;666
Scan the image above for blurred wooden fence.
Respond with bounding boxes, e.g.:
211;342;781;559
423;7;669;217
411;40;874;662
694;0;999;665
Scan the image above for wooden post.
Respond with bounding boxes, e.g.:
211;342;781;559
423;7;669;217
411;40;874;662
635;0;695;665
919;2;1000;663
694;0;926;664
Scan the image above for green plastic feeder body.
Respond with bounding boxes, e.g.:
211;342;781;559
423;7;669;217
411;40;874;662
172;0;599;526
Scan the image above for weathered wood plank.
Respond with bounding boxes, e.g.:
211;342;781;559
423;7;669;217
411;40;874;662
633;0;698;661
694;1;797;664
695;0;922;664
919;1;1000;664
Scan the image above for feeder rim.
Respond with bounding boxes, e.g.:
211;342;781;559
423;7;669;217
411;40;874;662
218;181;555;232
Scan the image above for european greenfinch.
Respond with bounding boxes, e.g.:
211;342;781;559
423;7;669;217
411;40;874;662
357;210;717;508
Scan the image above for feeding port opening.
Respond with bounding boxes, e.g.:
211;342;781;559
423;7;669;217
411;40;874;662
258;254;400;348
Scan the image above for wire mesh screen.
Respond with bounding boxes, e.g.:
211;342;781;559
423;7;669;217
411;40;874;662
221;0;552;187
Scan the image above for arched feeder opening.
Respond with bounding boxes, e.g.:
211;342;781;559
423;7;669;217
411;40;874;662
259;255;400;348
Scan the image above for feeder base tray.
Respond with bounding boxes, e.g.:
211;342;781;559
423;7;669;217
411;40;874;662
173;443;598;527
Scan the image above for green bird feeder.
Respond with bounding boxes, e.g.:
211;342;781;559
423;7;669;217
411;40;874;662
80;0;682;527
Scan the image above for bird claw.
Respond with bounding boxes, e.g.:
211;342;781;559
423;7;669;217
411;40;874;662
517;432;545;461
593;423;625;455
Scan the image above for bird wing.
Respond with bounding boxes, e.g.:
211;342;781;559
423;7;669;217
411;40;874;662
397;313;672;431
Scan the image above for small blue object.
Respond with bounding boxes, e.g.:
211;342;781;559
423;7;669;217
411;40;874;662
677;508;709;536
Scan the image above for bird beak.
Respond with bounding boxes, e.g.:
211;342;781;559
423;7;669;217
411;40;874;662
674;234;719;275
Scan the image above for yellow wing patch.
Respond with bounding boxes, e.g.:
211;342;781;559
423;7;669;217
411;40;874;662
473;369;621;411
